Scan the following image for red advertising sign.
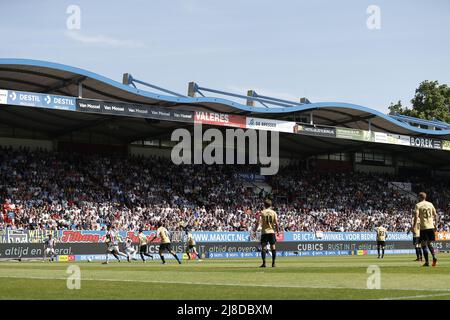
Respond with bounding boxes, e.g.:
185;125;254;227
59;231;103;243
58;230;158;243
194;111;246;128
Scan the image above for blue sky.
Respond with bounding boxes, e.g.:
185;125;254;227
1;0;449;112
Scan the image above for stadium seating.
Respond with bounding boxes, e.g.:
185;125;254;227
1;147;449;232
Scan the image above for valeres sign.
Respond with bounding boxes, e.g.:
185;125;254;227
194;111;246;128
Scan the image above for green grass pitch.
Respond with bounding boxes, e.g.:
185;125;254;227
0;254;449;300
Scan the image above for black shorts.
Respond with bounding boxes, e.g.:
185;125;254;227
261;233;276;245
159;243;173;252
420;229;436;242
413;236;420;245
188;245;195;249
139;245;147;253
377;241;386;246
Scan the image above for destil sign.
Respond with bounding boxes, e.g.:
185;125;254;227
194;111;246;128
5;89;76;111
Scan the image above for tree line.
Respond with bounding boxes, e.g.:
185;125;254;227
388;80;450;124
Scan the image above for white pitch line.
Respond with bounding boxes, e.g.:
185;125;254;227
378;293;450;300
1;274;450;294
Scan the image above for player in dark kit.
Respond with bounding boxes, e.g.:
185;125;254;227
376;225;387;259
413;192;438;267
254;199;279;268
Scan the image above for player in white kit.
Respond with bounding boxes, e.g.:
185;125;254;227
103;225;128;264
43;233;56;262
124;236;138;262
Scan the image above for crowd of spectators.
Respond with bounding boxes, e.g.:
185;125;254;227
270;167;450;232
1;147;449;232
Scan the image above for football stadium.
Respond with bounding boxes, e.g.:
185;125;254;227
0;59;449;301
1;2;450;309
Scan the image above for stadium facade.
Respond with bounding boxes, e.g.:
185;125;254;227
1;59;450;260
0;58;449;175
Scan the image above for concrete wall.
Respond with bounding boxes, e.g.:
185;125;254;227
354;163;395;174
129;145;172;158
0;137;53;150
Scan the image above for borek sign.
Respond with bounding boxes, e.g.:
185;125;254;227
410;137;442;149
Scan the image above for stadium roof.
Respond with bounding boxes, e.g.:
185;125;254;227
0;58;449;167
1;58;449;139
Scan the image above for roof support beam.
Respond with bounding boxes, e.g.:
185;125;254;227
0;67;64;81
39;75;86;94
311;109;391;132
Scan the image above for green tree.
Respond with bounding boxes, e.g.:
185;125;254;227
409;81;450;123
389;80;450;123
388;100;407;115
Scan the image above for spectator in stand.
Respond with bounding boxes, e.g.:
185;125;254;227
0;147;449;232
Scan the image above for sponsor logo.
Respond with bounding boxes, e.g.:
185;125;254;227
387;134;411;146
246;117;295;133
59;255;69;262
336;128;371;141
77;102;101;110
443;140;450;151
410;137;442;149
60;231;102;243
436;232;450;241
194;111;246;128
58;230;158;243
0;89;7;104
4;89;76;110
294;124;336;137
192;232;250;242
195;111;229;123
374;132;388;143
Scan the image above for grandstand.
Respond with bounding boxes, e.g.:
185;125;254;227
0;59;449;233
1;59;450;301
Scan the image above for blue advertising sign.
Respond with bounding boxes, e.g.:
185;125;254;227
207;251;355;259
55;230;412;243
4;89;76;111
283;232;412;242
192;232;250;243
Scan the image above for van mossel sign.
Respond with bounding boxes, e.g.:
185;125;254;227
1;88;449;151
